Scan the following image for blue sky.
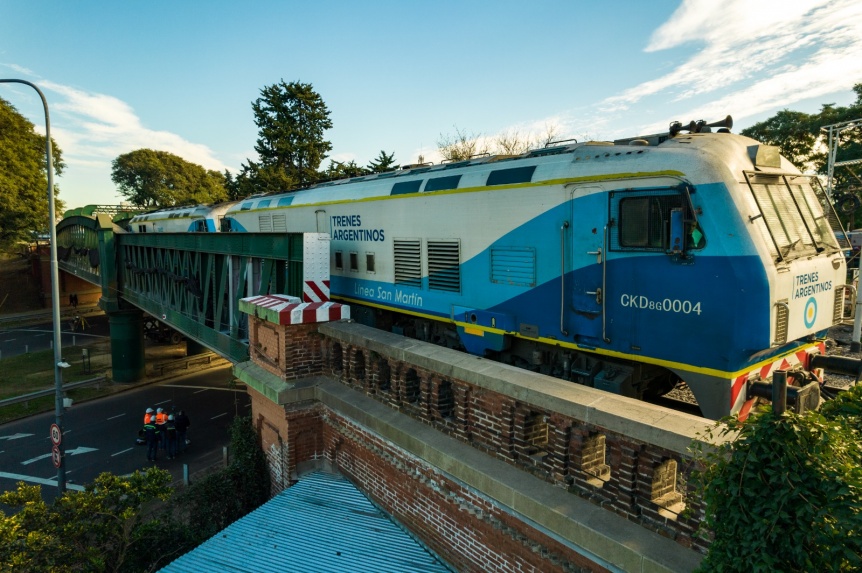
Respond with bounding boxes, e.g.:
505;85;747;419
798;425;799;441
1;0;861;209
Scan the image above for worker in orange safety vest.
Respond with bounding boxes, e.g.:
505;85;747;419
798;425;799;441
154;408;168;450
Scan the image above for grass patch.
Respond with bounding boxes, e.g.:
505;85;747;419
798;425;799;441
0;343;114;424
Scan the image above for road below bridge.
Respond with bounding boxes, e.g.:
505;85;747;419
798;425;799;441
0;364;250;505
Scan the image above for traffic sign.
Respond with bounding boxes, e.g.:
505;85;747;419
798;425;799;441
52;445;61;468
50;424;61;446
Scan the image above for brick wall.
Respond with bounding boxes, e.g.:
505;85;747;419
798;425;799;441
242;316;709;571
322;412;608;573
249;320;323;381
315;336;707;554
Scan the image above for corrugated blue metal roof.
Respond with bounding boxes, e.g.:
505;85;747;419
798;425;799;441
158;471;451;573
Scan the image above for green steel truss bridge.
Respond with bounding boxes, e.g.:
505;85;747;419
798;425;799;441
56;214;312;381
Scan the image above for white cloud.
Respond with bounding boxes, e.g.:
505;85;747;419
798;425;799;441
600;0;862;124
37;81;229;174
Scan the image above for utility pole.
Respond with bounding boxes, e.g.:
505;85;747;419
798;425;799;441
0;79;66;492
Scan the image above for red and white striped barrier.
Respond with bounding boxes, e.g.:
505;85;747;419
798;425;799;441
240;294;349;325
303;280;330;303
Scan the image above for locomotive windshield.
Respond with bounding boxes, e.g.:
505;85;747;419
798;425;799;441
744;173;842;263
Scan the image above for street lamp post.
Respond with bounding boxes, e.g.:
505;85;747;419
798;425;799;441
0;79;66;493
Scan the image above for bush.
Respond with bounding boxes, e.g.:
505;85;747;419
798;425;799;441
692;402;862;572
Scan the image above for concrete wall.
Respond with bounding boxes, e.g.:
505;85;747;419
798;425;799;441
235;318;720;573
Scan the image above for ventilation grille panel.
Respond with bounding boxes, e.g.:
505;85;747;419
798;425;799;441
394;239;422;287
774;300;789;345
259;215;272;232
428;240;460;292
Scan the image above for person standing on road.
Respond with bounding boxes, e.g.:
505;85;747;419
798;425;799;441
143;419;159;462
155;408;168;451
144;407;155;425
174;409;190;453
165;415;178;459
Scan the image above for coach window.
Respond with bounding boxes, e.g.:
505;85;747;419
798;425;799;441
366;252;376;273
335;251;344;271
349;252;359;272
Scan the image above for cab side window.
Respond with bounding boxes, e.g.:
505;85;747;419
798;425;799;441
612;189;704;252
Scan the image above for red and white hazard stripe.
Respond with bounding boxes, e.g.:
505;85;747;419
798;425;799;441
732;343;825;420
303;280;330;303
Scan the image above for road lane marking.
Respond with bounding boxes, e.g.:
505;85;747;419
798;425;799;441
0;433;34;441
4;338;15;342
23;446;98;464
22;453;52;465
155;399;172;406
0;471;85;491
111;448;134;457
210;413;228;420
106;413;125;420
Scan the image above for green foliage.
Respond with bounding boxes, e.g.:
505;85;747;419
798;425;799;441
740;110;820;169
111;148;228;208
237;80;333;194
0;417;272;572
322;159;369;180
0;468;173;573
692;405;862;572
366;150;399;173
0;96;64;250
227;414;271;510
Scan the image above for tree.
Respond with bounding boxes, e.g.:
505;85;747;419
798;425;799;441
321;159;368;180
0;96;64;251
111;149;228;208
438;123;565;162
0;468;173;573
366;150;399;173
238;80;333;194
437;126;488;162
741;84;862;186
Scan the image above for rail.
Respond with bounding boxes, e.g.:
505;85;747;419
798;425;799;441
151;353;216;376
0;376;107;408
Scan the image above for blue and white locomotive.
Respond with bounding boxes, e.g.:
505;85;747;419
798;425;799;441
130;118;850;419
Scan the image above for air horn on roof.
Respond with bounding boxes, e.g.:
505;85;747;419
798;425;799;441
669;115;733;136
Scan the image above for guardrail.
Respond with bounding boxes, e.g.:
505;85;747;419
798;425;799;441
0;376;107;409
151;353;217;376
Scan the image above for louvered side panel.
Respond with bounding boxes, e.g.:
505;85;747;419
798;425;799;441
428;240;460;292
394;239;422;287
490;247;536;287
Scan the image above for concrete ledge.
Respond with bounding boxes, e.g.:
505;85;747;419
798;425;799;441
319;321;722;455
314;378;703;573
233;361;317;405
